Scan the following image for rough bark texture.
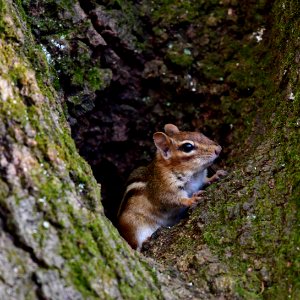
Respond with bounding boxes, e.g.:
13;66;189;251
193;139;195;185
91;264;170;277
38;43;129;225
0;1;169;299
0;0;299;299
143;2;300;299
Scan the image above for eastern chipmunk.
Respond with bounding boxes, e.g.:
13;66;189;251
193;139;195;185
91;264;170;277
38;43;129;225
118;124;227;250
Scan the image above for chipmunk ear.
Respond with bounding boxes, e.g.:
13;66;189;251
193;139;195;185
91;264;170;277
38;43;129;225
164;124;180;136
153;132;172;159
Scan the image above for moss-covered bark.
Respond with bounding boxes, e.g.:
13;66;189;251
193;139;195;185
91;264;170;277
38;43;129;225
1;0;299;299
144;1;300;299
0;1;168;299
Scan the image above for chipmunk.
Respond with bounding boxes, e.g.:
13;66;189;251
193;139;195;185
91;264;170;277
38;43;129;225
117;124;227;250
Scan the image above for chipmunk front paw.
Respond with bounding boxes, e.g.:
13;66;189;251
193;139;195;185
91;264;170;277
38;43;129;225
215;169;228;178
207;169;228;185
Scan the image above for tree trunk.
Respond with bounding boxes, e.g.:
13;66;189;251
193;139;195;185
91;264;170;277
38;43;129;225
0;1;168;299
0;0;299;299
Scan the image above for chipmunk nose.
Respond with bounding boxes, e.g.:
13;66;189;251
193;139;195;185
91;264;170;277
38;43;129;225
215;146;222;156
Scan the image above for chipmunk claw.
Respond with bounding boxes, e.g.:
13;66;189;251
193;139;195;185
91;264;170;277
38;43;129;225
193;190;206;197
215;169;228;178
206;169;228;185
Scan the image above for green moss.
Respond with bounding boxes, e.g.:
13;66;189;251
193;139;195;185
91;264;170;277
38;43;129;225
87;67;112;90
0;180;9;199
60;221;107;298
199;58;224;81
198;17;300;292
166;48;194;68
57;209;162;299
143;1;299;297
0;0;21;40
148;0;205;25
21;0;79;33
0;1;169;299
3;0;299;298
72;66;112;92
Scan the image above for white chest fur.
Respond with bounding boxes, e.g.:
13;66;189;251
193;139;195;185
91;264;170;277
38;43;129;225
184;169;207;197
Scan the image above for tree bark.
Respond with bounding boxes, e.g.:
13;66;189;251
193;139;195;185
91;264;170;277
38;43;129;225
0;0;299;299
0;1;169;299
143;2;300;298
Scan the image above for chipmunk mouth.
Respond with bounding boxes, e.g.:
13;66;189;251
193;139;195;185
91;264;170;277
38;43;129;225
196;158;214;171
208;152;219;161
200;153;219;169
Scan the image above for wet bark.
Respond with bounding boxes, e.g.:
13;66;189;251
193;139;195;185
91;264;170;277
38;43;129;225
0;0;299;299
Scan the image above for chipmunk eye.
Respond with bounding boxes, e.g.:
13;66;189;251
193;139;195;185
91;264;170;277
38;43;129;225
179;143;195;153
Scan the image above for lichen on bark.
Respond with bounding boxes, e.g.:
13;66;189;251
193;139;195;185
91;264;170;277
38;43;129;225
1;0;299;299
143;1;300;298
0;1;167;299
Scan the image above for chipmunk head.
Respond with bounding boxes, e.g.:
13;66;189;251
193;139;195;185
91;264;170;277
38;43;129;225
153;124;221;172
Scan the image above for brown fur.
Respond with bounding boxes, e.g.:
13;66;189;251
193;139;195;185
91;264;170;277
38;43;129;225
118;124;227;250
